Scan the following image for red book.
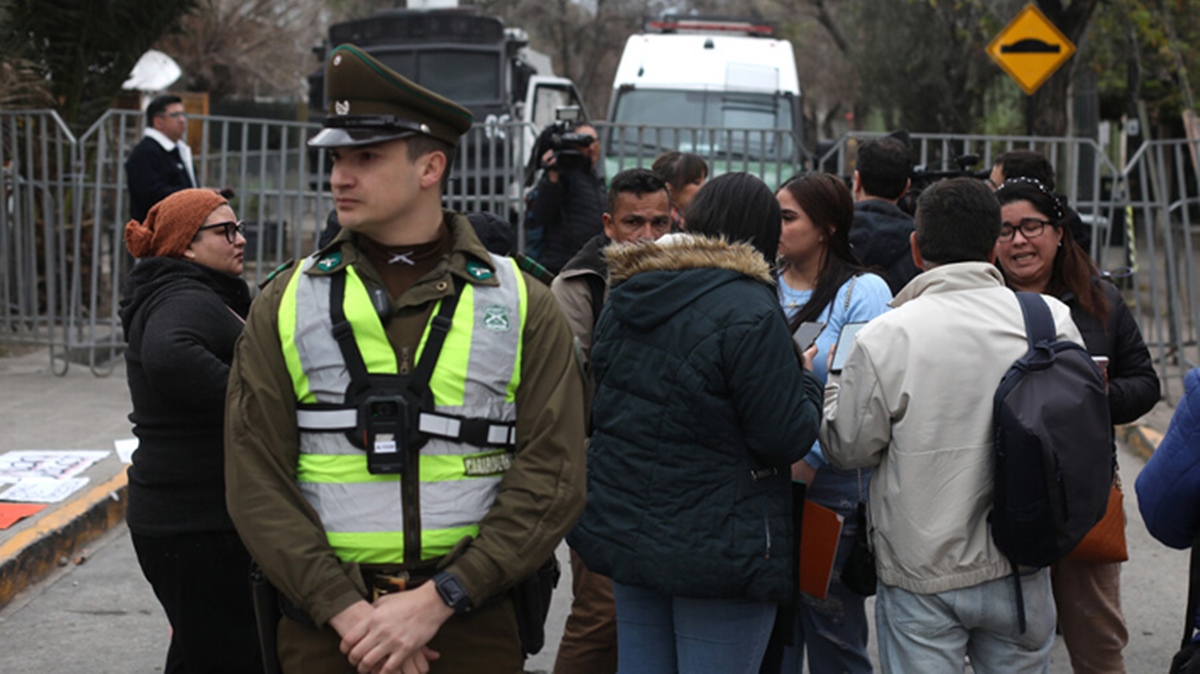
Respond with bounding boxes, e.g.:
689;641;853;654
799;500;844;599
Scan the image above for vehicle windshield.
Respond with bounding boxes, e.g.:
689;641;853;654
374;49;501;105
607;89;796;160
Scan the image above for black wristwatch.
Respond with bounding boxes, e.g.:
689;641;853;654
432;571;471;614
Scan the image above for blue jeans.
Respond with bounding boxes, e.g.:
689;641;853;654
779;466;873;673
612;581;776;674
875;569;1056;674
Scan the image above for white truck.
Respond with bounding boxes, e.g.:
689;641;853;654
604;16;805;187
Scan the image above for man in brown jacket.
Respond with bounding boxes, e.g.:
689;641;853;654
225;44;586;674
549;168;671;674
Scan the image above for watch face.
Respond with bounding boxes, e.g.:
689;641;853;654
435;573;469;613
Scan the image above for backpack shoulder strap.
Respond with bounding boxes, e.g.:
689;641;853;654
1016;291;1055;349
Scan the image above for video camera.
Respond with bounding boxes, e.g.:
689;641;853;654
525;106;595;186
910;153;991;188
898;153;992;216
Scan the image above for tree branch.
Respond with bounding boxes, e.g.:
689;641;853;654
810;0;851;56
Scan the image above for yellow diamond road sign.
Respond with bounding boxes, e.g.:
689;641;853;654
987;3;1076;96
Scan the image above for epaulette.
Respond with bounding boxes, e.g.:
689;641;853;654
258;259;296;290
514;252;555;286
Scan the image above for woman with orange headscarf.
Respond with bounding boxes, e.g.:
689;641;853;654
120;189;261;673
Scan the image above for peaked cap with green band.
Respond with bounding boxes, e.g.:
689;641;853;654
308;44;474;149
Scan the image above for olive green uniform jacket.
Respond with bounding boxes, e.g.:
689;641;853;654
224;212;587;627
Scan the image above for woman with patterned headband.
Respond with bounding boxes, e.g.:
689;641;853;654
994;176;1159;674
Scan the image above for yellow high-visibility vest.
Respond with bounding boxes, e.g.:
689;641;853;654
278;253;527;563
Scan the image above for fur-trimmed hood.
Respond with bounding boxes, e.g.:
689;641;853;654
605;233;773;284
602;233;776;332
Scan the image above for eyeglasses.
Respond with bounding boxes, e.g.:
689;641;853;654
165;111;187;119
197;220;245;243
998;217;1053;241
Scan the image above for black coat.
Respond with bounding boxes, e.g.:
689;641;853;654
119;257;250;535
125;135;194;222
529;167;605;274
569;236;824;603
850;199;921;296
1062;280;1160;424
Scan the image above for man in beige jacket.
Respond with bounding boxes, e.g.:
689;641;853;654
821;178;1084;673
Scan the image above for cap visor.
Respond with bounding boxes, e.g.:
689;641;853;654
308;127;418;148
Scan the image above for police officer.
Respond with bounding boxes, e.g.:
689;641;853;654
224;44;586;674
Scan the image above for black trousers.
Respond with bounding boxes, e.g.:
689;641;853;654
131;530;264;674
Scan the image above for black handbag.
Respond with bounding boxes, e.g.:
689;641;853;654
840;471;877;597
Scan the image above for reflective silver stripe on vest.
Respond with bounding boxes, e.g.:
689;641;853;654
290;256;351;403
299;477;503;534
295;408;516;446
457;253;521;426
297;408;357;430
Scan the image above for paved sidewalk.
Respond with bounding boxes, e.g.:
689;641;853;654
0;348;132;608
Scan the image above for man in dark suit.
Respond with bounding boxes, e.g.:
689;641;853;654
125;94;196;222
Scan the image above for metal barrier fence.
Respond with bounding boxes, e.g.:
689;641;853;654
596;122;806;191
3;108;1199;400
0;109;535;375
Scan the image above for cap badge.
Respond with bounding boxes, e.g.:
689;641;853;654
483;305;511;332
335;100;350;116
332;54;342;66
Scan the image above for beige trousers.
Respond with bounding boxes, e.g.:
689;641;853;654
1053;557;1128;674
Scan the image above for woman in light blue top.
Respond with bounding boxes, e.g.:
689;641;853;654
771;172;893;674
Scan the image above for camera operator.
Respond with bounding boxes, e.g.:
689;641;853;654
526;121;606;274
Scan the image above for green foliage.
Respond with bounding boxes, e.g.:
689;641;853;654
850;0;1020;134
1087;0;1200;131
979;79;1025;136
1;0;197;131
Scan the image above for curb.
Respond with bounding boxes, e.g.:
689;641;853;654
0;468;128;609
1118;422;1163;463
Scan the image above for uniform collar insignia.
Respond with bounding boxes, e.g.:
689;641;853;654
387;251;415;266
335;100;350;115
316;251;343;271
465;260;493;280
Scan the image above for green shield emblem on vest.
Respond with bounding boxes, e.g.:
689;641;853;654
465;260;494;280
317;251;342;271
483;305;511;332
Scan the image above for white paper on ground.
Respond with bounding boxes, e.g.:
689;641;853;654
0;477;91;503
0;450;110;481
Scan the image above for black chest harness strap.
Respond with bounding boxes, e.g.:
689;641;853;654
294;270;517;450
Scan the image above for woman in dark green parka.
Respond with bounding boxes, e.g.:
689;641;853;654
569;172;825;674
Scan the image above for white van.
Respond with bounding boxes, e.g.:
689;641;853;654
604;16;805;187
